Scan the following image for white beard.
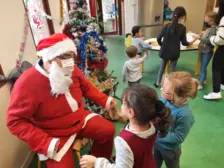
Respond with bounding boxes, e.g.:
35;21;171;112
49;61;73;97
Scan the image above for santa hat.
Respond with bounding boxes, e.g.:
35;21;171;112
37;33;77;62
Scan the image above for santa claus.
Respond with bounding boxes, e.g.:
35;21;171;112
7;33;116;168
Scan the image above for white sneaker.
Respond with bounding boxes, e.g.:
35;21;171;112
221;85;224;91
198;85;203;90
203;92;222;100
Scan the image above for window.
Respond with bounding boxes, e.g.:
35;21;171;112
22;0;54;46
62;0;70;24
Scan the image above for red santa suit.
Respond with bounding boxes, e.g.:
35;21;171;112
7;34;115;168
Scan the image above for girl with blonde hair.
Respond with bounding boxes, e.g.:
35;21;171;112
154;72;198;168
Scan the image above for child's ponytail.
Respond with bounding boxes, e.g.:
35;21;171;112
155;100;172;138
186;78;199;99
171;6;187;33
171;15;179;33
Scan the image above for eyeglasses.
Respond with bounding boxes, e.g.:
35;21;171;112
58;53;75;60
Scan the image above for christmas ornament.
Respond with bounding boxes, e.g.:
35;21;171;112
73;3;78;10
60;0;63;25
63;0;121;121
17;12;29;66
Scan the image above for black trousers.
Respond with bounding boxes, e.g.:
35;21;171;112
212;46;224;92
154;143;181;168
128;78;141;87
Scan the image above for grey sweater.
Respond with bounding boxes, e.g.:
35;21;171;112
199;26;216;53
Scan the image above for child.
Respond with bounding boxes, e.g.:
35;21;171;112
131;26;152;55
154;72;198;168
122;45;148;87
193;11;217;90
204;0;224;100
154;6;195;88
80;84;172;168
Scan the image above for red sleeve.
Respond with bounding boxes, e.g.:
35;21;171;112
7;79;53;155
74;66;112;109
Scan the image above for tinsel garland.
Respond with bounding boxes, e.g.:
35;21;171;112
60;0;63;25
17;12;29;67
78;31;107;69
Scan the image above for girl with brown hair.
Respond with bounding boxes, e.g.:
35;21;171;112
80;84;171;168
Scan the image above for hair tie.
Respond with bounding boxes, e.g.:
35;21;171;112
155;100;165;112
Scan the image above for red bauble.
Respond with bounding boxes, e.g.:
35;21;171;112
73;4;78;10
87;56;108;70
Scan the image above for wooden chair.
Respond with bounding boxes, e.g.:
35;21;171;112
165;61;171;74
195;53;201;76
72;138;92;161
38;157;41;168
140;53;144;73
37;138;92;168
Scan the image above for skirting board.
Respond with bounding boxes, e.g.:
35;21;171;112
20;151;34;168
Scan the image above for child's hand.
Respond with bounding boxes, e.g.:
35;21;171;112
188;41;194;46
54;140;60;152
141;36;145;40
145;50;150;54
80;155;97;168
192;34;200;40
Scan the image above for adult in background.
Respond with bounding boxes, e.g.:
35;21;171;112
7;33;116;168
204;0;224;100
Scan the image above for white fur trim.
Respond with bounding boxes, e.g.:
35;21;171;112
47;138;60;159
38;113;99;162
37;38;77;62
38;134;77;162
65;91;78;112
82;113;99;128
105;96;113;110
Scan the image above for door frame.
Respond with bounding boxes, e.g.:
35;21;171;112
98;0;122;35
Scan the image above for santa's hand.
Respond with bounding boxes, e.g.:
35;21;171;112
109;98;117;109
54;140;60;152
80;155;97;168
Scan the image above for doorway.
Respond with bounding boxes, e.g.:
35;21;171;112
97;0;123;35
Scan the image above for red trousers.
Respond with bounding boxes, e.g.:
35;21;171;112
45;115;115;168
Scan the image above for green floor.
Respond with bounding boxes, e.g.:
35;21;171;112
29;36;224;168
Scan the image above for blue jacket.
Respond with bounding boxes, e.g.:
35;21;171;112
156;98;195;150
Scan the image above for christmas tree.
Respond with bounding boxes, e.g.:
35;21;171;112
63;0;123;121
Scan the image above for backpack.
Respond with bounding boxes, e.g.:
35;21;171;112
7;61;33;92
